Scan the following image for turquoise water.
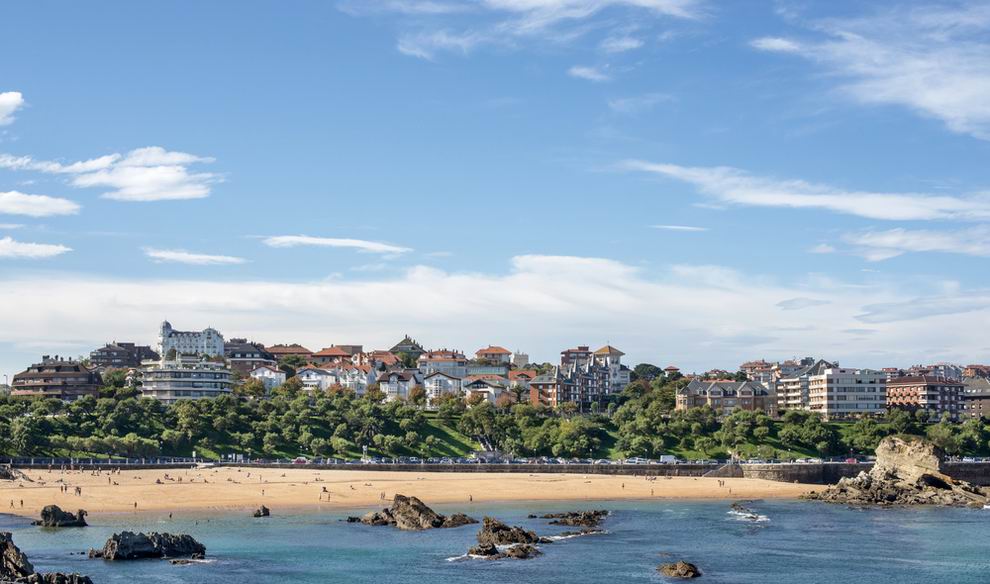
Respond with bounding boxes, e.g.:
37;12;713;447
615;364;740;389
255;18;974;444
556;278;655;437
3;500;989;583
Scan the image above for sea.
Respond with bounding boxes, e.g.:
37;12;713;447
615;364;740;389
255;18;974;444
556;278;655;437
2;500;989;583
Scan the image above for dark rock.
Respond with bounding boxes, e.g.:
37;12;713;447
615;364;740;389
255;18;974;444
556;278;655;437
354;495;477;530
541;510;608;527
557;529;605;537
253;506;270;518
92;531;206;561
466;543;541;560
804;436;988;507
475;517;540;546
1;532;92;584
32;507;87;528
658;561;702;578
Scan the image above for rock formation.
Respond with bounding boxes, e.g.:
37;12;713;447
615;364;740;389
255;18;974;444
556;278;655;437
804;436;988;506
89;531;206;561
467;543;542;560
1;532;93;584
474;517;541;546
253;505;270;518
658;561;702;578
350;495;478;530
32;507;87;528
539;510;608;527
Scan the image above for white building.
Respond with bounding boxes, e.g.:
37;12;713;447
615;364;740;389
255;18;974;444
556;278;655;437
593;345;631;392
418;350;468;379
377;370;418;401
296;366;336;392
249;365;286;393
423;371;462;404
157;321;224;358
141;356;233;404
808;367;886;420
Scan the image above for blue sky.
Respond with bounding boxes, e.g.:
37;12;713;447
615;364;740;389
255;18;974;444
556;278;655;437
2;0;990;379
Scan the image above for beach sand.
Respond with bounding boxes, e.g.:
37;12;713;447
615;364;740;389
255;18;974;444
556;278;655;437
0;466;821;518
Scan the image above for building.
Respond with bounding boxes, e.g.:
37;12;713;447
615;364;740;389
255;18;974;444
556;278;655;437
224;339;276;374
962;377;990;419
423;371;462;404
475;345;512;365
512;351;530;368
11;356;102;401
507;369;538;393
776;359;834;412
311;346;352;365
963;365;990;379
593;345;631;393
389;336;425;360
157;321;224;358
140;356;233;404
676;380;777;416
739;359;774;382
265;344;313;362
807;367;886;420
249;365;286;393
296;366;337;392
463;375;507;403
89;342;159;369
528;344;630;410
376;370;418;401
902;363;964;381
418;349;468;378
886;376;963;421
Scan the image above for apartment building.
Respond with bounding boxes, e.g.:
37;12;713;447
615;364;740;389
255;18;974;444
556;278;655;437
11;356;102;401
776;359;834;412
418;349;468;378
676;380;777;417
886;376;963;421
808;367;886;420
224;339;276;374
962;377;990;419
140;356;233;404
90;342;159;369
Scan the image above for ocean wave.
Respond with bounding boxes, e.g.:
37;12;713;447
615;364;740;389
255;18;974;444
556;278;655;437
727;509;770;523
544;529;608;541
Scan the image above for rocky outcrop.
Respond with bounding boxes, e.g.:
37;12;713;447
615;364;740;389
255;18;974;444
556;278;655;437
32;507;87;528
0;468;29;483
89;531;206;560
539;510;608;527
253;505;270;518
475;517;541;546
352;495;478;530
658;561;702;578
1;532;92;584
467;543;542;560
804;436;988;507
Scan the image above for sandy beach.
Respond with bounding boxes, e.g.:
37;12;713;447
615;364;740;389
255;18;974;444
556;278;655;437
0;466;821;518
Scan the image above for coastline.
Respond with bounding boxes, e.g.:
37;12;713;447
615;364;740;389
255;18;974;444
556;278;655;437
0;466;821;519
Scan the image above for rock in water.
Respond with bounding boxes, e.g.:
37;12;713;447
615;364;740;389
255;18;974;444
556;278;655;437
540;510;609;527
1;532;93;584
355;495;478;530
475;517;540;546
804;436;988;507
90;532;206;560
658;561;702;578
253;505;270;518
32;506;87;528
467;543;542;560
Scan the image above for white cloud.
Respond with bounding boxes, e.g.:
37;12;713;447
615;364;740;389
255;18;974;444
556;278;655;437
397;30;490;59
622;160;990;221
776;297;830;310
0;92;25;126
842;226;990;261
0;223;24;230
568;65;610;81
0;191;80;217
262;235;413;255
809;243;836;254
608;92;672;114
0;236;71;259
144;248;247;266
751;5;990;139
749;36;802;53
0;146;219;202
651;224;707;232
3;254;990;377
600;35;644;52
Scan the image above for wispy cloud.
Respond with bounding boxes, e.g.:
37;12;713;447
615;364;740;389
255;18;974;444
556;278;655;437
0;191;80;217
0;223;24;230
622;160;990;221
397;30;490;59
0;92;25;126
608;92;673;114
808;243;836;254
0;146;220;201
843;226;990;261
568;65;610;82
144;248;247;266
751;4;990;139
777;297;830;310
0;236;71;259
600;35;644;53
262;235;413;255
651;224;708;232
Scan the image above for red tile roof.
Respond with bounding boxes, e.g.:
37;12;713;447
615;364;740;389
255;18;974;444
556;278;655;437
476;345;511;355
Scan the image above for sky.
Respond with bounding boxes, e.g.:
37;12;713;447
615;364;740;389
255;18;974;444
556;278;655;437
2;0;990;379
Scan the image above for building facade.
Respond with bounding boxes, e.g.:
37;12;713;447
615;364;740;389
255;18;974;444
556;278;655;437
886;376;963;420
475;345;512;365
11;356;102;401
265;344;313;362
90;342;159;369
249;365;286;393
418;349;469;378
676;380;777;416
962;377;990;419
776;359;833;412
157;321;224;358
224;339;276;374
140;357;233;403
807;367;886;420
423;371;462;403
